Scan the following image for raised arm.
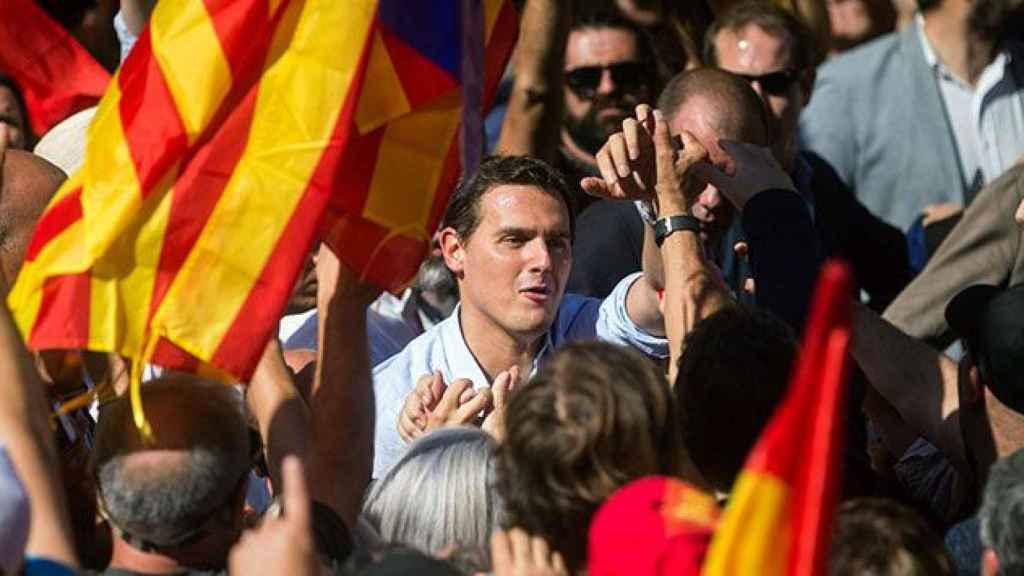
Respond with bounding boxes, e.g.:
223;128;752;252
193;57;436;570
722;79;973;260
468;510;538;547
850;301;970;473
494;0;571;161
308;244;380;529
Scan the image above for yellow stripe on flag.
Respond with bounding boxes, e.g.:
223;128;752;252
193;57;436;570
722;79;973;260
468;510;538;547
149;0;233;142
362;91;461;232
702;472;791;576
80;82;146;262
354;29;412;134
87;172;174;353
150;0;377;360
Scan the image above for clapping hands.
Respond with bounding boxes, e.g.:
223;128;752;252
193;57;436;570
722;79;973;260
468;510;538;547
398;367;520;443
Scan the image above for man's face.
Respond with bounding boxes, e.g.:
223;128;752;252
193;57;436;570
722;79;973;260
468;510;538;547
713;24;808;169
442;185;572;342
564;26;653;156
0;86;26;150
668;99;736;247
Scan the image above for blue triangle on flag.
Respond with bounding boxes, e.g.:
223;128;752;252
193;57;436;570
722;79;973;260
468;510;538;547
378;0;464;81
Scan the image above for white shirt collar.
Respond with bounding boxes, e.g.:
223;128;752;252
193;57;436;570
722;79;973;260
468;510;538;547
438;303;553;387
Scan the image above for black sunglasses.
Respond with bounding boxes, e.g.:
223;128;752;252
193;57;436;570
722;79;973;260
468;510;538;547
565;61;650;98
734;69;801;96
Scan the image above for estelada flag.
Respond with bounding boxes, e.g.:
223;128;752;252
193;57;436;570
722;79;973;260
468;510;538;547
0;0;110;136
8;0;516;430
701;261;854;576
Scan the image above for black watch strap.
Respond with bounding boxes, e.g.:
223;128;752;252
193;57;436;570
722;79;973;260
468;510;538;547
654;214;701;246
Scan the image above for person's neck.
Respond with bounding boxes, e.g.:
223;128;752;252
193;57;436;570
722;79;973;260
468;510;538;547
108;536;187;574
560;128;598;168
922;7;994;85
458;305;543;382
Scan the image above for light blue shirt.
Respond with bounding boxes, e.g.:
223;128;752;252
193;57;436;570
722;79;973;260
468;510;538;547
372;272;667;477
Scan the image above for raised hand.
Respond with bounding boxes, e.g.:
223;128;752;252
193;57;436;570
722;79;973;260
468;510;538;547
482;366;520;442
229;456;319;576
491;528;568;576
398;372;494;442
691;140;796;211
581;104;657;200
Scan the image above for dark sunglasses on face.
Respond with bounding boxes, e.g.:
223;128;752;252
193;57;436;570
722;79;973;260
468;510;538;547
734;69;801;96
565;61;649;98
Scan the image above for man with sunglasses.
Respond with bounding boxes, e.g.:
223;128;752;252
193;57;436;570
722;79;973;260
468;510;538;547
704;0;912;310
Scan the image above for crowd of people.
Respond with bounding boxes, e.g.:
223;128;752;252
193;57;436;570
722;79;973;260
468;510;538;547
2;0;1024;574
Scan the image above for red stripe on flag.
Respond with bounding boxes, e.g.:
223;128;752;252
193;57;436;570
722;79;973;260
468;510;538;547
202;0;273;81
483;1;519;106
148;89;260;321
0;0;109;135
30;273;91;348
210;28;375;379
150;337;201;373
330;217;429;290
327;126;385;218
117;29;189;196
24;187;83;263
379;27;459;109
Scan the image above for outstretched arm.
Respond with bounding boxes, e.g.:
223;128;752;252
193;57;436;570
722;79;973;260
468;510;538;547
308;244;380;530
494;0;571;161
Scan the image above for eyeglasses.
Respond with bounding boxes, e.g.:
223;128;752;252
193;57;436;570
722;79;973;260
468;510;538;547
565;61;650;98
733;69;801;96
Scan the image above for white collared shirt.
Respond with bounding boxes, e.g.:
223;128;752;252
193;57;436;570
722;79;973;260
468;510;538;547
916;15;1024;198
371;272;668;477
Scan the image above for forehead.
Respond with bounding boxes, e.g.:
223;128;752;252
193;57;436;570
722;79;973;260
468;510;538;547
713;24;793;74
565;26;640;68
475;184;570;233
669;99;731;166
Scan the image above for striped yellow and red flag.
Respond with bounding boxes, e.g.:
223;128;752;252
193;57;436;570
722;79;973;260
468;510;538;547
701;261;854;576
8;0;516;429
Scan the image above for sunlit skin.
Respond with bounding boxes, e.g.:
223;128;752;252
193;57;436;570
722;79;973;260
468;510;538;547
441;185;572;351
713;24;811;171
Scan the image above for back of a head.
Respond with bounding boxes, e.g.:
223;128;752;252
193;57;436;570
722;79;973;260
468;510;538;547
91;376;251;550
830;498;954;576
0;151;65;286
657;67;770;147
363;427;501;562
981;448;1024;575
675;304;796;492
497;341;683;572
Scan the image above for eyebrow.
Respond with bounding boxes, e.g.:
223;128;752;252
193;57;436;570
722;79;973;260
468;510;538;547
495;226;570;240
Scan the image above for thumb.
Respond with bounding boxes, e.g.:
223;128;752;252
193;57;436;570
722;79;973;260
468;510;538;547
491;370;511;409
651;109;677;178
580;176;613;198
438;378;472;413
280;455;311;526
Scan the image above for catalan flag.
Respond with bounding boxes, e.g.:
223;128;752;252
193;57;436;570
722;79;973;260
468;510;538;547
701;261;854;576
0;0;110;136
8;0;516;426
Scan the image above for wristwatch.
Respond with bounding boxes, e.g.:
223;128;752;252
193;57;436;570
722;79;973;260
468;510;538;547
654;214;701;246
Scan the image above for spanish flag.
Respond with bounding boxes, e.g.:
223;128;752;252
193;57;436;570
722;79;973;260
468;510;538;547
0;0;110;136
8;0;516;407
702;261;853;576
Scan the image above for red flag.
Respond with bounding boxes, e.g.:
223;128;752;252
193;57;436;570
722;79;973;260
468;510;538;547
0;0;110;135
702;260;854;576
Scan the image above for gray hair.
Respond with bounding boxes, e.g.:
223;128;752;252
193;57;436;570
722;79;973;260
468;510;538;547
92;377;251;547
363;427;503;558
980;448;1024;573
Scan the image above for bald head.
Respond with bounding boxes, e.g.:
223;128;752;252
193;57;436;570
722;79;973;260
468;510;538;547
0;150;65;288
657;68;770;157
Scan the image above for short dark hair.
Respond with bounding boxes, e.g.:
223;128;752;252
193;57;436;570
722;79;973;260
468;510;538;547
704;0;823;71
657;67;770;145
917;0;942;13
92;377;251;549
496;342;684;573
441;155;576;241
569;9;660;88
675;304;796;492
830;498;954;575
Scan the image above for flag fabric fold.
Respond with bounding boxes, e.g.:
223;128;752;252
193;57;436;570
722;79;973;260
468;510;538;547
701;260;854;576
8;0;517;413
0;0;111;136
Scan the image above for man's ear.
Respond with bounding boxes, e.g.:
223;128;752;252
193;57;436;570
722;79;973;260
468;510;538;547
438;227;466;277
964;362;985;405
799;68;815;107
982;548;1000;576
